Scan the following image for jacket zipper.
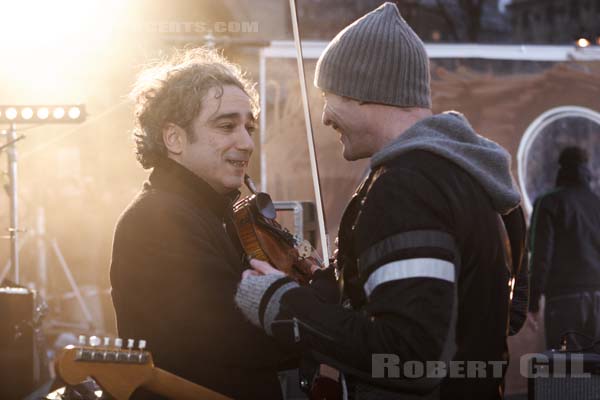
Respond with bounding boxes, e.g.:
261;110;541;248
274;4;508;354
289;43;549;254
293;318;301;342
273;317;337;343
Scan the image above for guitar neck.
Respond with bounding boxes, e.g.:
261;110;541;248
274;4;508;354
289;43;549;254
144;367;232;400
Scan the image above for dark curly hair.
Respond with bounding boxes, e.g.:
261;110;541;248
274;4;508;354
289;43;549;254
130;47;259;169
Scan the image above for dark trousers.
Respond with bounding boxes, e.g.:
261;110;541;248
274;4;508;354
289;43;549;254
545;291;600;350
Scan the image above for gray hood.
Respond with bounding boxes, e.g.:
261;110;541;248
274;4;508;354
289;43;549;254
371;111;521;214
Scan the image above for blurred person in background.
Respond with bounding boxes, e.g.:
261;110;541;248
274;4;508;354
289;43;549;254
528;146;600;350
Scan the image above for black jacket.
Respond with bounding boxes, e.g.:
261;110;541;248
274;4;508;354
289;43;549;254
284;151;517;399
236;113;526;399
529;169;600;312
110;158;295;399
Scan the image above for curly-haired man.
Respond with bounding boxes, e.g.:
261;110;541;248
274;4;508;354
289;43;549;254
110;48;294;399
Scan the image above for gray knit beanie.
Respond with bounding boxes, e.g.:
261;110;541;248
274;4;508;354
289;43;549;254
315;2;431;108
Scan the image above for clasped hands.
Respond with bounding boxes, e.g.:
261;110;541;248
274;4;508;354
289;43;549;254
240;258;342;392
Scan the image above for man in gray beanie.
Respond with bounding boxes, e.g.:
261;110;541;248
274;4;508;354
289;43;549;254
235;3;527;399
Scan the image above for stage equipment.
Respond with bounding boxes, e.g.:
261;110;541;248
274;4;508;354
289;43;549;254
0;105;85;124
1;104;86;285
528;351;600;400
0;284;36;399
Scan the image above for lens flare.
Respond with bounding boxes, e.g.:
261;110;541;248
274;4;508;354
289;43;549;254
576;38;591;48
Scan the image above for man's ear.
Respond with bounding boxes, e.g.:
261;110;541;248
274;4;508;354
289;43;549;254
162;123;185;155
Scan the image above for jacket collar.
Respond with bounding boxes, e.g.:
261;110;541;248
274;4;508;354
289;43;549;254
147;157;240;218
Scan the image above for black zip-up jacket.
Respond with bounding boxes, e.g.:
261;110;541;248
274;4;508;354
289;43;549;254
529;172;600;312
110;158;295;399
284;151;518;399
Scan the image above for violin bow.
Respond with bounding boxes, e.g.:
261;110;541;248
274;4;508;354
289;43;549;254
288;0;330;266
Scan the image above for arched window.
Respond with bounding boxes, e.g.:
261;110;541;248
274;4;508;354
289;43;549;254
517;106;600;216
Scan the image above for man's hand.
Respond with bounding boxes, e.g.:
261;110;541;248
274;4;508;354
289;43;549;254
241;258;322;284
250;258;286;276
241;258;286;280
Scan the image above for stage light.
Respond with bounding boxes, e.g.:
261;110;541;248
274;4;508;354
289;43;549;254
5;108;18;121
21;108;33;120
1;102;87;290
37;108;49;120
0;105;86;123
52;107;65;119
68;106;81;120
576;38;591;48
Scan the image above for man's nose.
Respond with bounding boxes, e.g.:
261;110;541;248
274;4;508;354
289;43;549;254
237;128;255;152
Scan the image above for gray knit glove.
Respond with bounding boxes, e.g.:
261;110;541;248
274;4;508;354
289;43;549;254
235;274;299;335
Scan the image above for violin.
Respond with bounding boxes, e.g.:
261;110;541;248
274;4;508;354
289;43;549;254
231;175;319;285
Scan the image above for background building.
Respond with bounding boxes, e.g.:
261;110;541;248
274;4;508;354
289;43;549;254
508;0;600;43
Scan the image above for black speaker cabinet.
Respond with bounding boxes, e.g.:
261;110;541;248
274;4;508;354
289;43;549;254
528;351;600;400
0;284;35;400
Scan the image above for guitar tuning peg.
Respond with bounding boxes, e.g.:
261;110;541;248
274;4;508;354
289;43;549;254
103;337;110;347
89;336;101;347
138;339;147;350
78;335;87;346
114;337;123;348
127;338;134;350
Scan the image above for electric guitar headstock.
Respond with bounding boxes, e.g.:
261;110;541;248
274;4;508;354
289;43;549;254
54;335;154;400
54;335;232;400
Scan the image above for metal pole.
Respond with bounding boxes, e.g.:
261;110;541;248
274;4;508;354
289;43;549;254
0;231;30;283
36;207;47;298
259;48;267;192
7;123;19;284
